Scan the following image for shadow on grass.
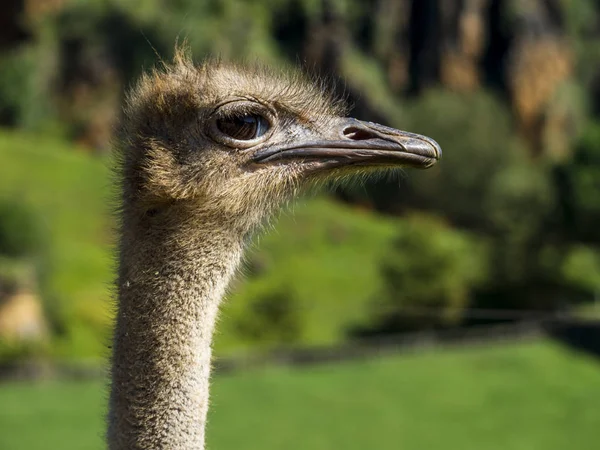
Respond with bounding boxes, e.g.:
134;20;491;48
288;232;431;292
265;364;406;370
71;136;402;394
547;320;600;360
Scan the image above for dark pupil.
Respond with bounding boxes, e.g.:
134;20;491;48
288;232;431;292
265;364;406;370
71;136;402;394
216;114;268;140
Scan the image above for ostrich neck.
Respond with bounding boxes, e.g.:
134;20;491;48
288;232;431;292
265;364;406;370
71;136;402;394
108;212;244;450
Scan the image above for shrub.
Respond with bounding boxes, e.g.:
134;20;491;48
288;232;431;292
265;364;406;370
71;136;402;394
484;160;555;284
0;50;34;126
0;199;45;258
403;89;525;228
567;122;600;243
220;280;306;350
363;214;488;333
562;245;600;293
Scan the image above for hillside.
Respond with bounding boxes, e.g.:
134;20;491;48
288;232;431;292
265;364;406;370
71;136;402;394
0;130;113;357
0;129;405;358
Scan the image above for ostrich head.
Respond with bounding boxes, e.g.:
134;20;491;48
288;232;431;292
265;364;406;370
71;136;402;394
119;50;441;233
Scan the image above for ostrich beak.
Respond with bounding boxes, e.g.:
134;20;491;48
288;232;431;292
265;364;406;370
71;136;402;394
252;118;441;170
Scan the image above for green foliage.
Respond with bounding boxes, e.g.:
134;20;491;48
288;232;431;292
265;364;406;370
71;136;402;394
1;341;600;450
485;161;555;284
0;0;280;132
370;215;488;329
560;0;600;85
486;163;554;236
562;245;600;292
0;130;113;359
403;90;577;308
227;283;304;346
0;199;45;258
0;258;35;293
0;31;61;133
568;122;600;242
0;50;35;126
405;90;524;227
0;339;49;364
216;198;400;353
339;48;405;122
541;80;587;163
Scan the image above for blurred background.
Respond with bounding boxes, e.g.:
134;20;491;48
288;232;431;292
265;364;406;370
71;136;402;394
1;0;600;449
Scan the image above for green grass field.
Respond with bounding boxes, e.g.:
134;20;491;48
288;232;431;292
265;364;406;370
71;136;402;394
0;340;598;450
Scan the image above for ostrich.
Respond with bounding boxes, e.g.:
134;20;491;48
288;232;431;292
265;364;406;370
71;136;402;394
108;49;441;450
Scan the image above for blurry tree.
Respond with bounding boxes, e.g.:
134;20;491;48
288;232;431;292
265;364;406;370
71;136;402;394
369;88;580;315
403;90;522;228
359;214;488;334
225;281;305;349
478;159;570;311
560;0;600;115
0;199;44;258
561;245;600;295
0;50;34;126
485;160;554;281
565;123;600;244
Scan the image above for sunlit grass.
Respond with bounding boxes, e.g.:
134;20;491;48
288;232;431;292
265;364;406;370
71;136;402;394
0;340;598;450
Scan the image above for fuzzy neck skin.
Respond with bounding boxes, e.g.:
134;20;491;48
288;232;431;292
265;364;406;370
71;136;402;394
108;206;245;450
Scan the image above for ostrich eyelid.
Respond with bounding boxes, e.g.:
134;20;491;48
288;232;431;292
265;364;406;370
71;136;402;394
207;100;277;148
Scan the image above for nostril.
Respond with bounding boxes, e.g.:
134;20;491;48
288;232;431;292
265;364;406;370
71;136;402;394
343;126;378;141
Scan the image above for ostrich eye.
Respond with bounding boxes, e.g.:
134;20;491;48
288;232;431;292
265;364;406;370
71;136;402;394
216;113;269;141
